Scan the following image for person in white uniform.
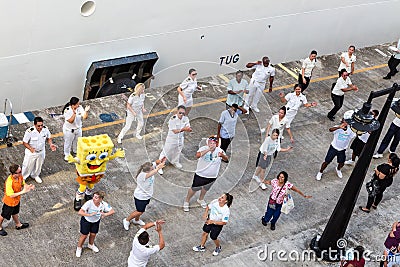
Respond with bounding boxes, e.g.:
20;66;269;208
327;69;358;121
158;105;192;175
383;38;400;80
128;220;165;267
262;106;294;142
244;57;275;113
177;68;202;115
62;97;89;161
298;50;317;92
118;83;147;143
338;45;356;76
226;70;248;107
279;84;317;128
21;117;56;184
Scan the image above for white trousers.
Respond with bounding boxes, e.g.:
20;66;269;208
118;111;144;139
246;80;265;109
22;149;45;179
285;109;298;128
159;139;184;164
63;126;82;156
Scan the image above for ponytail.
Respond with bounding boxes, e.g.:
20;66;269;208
136;162;153;178
224;193;233;207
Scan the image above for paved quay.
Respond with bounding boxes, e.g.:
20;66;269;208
0;42;399;267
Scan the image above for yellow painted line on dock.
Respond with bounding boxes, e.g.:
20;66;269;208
218;74;230;83
0;63;387;150
277;63;298;79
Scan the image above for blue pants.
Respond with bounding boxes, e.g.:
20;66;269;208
263;203;282;224
377;122;400;154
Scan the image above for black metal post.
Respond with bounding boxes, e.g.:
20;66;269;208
310;84;399;261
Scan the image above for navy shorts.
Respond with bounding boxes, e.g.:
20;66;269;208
191;174;216;192
324;145;346;164
134;197;150;213
80;216;100;235
202;223;223;240
1;203;20;220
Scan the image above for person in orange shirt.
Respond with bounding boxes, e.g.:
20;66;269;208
0;164;35;236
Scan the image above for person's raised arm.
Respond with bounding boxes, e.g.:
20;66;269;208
291;185;312;199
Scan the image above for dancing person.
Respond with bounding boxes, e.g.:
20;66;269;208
0;164;35;236
261;106;294;142
128;220;165;267
192;193;233;256
76;191;115;257
253;129;292;190
183;136;228;212
118;83;146;142
123;161;165;230
383;38;400;80
359;153;400;213
338;45;356;76
279;84;317;128
177;68;202;115
217;103;247;154
373;117;400;158
226;70;248;107
260;171;311;230
244;56;275;112
327;69;358;121
158;105;191;174
22;117;57;183
316;119;356;181
298;50;317;92
63;97;89;160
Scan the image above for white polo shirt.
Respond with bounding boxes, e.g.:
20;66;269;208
128;228;160;267
285;92;307;112
268;114;289;137
23;126;51;152
179;76;197;98
251;64;275;83
301;57;317;77
338;52;356;73
332;76;352;96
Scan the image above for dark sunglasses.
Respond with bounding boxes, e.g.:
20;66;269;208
178;112;185;115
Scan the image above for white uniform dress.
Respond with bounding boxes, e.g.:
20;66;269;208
178;76;197;107
245;64;275;109
63;105;84;157
268;114;289;138
159;115;190;165
21;126;51;180
118;93;146;140
338;52;356;73
284;92;308;127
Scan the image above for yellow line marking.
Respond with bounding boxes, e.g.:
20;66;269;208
0;63;387;150
277;63;298;79
218;74;230;83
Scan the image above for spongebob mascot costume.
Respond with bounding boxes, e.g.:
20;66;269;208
67;134;125;210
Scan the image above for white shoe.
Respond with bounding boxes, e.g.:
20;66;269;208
158;168;164;175
64;155;70;162
336;168;343;178
132;219;145;226
117;138;122;144
34;177;42;183
174;162;183;169
197;199;207;209
123;218;130;231
259;183;267;190
88;243;99;253
389;150;395;154
373;153;383;159
252;175;261;183
252;107;260;113
183;201;190;212
260;128;266;133
316;172;322;181
76;247;82;257
136;134;143;140
344;160;355;165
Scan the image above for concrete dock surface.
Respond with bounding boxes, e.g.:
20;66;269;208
0;42;399;266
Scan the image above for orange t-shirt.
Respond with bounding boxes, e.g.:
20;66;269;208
2;174;24;207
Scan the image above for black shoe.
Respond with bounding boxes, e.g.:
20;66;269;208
327;115;335;121
84;194;93;201
270;223;276;230
74;199;82;211
261;216;268;226
0;228;7;236
16;223;29;230
383;76;391;80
